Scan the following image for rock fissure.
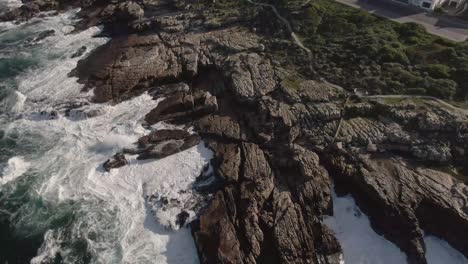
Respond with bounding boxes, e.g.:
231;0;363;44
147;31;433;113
6;0;468;263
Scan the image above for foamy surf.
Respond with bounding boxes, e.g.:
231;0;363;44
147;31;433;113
324;187;407;264
425;236;468;264
0;8;210;264
0;0;22;11
0;90;26;113
8;92;210;263
324;185;468;264
0;156;30;186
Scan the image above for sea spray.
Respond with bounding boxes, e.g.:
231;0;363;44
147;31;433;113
324;184;468;264
324;185;407;264
0;8;209;264
0;156;30;186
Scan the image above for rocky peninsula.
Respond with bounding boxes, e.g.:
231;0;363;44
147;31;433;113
2;0;467;263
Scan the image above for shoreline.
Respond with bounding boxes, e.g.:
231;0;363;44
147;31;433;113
1;1;467;263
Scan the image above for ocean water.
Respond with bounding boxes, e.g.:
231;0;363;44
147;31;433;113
0;7;209;264
324;185;468;264
0;0;22;10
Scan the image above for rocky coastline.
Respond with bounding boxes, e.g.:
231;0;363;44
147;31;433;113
3;1;467;263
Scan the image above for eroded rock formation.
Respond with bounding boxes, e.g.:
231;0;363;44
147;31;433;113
9;0;468;263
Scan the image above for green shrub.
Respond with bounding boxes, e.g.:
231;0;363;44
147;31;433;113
452;67;468;98
406;87;427;95
379;46;409;64
397;22;431;45
425;78;457;99
279;0;468;100
420;64;451;79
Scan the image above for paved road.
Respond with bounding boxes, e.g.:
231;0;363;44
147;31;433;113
333;0;468;41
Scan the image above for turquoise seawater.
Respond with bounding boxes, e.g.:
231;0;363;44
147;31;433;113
0;8;204;264
0;10;103;263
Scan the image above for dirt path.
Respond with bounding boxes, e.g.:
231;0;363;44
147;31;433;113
246;0;312;55
362;94;468;115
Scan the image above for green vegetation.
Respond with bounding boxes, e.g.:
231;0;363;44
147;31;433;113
191;0;468;102
269;0;468;101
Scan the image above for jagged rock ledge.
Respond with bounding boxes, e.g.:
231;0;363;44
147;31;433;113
6;0;467;263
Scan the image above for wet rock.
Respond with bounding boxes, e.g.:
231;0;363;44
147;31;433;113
103;152;127;171
148;83;190;99
38;110;59;119
138;129;191;147
176;211;190;228
26;29;55;44
71;46;87;58
137;134;200;160
146;193;201;230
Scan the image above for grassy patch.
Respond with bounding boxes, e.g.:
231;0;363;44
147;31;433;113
379;97;405;105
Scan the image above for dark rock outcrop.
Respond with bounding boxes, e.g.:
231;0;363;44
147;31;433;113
138;129;191;147
26;29;55;44
324;152;468;263
144;91;218;125
103;152;127;171
137;134;201;160
71;46;87;58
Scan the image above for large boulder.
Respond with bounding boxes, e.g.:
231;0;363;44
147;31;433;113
144;91;218;125
138;129;191;147
103;152;127;171
137;134;201;160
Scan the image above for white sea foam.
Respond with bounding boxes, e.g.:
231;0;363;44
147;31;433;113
14;93;210;263
0;156;30;186
324;185;468;264
30;230;62;264
0;9;209;264
0;90;27;113
324;187;407;264
425;236;468;264
15;15;107;106
0;0;22;10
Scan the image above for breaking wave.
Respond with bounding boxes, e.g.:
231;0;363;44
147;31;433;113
0;8;209;264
